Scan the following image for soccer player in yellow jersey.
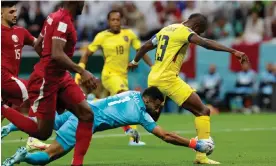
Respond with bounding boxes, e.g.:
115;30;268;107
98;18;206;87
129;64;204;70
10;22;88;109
75;10;152;146
129;13;249;164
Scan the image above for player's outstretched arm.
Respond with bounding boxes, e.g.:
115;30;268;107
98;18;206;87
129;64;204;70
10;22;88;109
129;40;156;70
189;34;249;64
151;126;213;153
75;49;94;84
52;39;97;89
152;126;191;147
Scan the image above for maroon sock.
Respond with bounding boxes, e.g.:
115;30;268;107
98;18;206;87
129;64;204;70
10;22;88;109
72;122;93;166
1;105;39;136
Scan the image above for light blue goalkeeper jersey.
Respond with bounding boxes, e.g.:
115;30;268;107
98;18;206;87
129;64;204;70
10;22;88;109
89;91;157;133
54;91;157;150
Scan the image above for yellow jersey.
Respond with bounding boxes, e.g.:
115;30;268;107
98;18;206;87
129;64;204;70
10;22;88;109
88;28;141;76
149;24;194;81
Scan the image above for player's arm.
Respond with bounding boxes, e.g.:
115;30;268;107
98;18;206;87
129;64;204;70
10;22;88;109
134;49;153;68
130;30;153;68
75;33;102;84
140;111;193;148
152;126;192;147
75;48;95;84
128;37;157;70
189;34;249;64
23;28;42;56
52;39;97;89
141;52;153;67
33;35;43;56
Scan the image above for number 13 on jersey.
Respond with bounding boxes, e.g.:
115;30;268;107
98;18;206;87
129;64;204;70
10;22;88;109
156;35;169;61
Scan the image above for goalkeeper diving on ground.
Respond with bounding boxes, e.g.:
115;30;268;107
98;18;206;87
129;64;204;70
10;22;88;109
2;87;214;166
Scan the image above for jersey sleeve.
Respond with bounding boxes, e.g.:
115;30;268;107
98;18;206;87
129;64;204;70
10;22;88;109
180;27;195;43
23;28;35;46
129;30;141;50
87;33;104;53
139;111;157;133
52;18;70;42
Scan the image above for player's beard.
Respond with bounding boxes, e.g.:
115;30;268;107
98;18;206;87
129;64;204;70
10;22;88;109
8;19;16;27
145;108;161;122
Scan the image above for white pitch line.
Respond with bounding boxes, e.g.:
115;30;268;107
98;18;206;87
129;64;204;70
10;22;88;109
2;127;276;144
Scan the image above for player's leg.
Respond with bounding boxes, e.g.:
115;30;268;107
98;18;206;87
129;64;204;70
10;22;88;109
159;77;219;164
1;73;56;140
24;137;73;165
1;74;30;123
2;102;55;141
1;73;29;108
2;140;71;166
59;76;94;165
181;95;220;164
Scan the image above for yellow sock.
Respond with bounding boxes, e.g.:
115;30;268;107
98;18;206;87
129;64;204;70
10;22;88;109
195;116;210;159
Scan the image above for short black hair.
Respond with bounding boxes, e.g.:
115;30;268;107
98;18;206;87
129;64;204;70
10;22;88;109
188;13;208;28
107;10;121;20
1;1;18;8
142;87;164;102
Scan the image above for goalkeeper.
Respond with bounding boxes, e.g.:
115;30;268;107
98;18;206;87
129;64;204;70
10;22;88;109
2;87;213;166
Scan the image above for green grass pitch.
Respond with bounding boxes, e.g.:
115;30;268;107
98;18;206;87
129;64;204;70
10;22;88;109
1;113;276;165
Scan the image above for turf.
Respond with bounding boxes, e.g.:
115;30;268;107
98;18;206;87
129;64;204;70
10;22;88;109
1;113;276;166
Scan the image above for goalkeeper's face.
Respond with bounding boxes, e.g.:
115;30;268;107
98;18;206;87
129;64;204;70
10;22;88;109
143;97;162;121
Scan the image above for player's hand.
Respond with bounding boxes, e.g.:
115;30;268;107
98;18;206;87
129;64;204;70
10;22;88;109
233;50;249;65
128;62;138;72
80;70;98;91
75;73;81;85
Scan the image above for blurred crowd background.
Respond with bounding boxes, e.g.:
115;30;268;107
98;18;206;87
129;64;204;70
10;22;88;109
16;1;276;42
16;1;276;114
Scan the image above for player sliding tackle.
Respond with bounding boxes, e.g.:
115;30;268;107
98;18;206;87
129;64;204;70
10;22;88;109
128;13;249;164
2;87;214;166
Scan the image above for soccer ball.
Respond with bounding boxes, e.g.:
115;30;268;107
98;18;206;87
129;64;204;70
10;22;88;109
195;136;215;156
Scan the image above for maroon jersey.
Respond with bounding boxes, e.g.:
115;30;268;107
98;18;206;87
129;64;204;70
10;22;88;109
35;8;77;77
1;25;35;76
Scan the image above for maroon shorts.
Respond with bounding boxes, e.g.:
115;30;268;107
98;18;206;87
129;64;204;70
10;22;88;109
1;70;28;106
28;71;85;120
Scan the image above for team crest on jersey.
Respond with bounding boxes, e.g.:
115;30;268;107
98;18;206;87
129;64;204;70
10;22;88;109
11;35;19;43
123;36;129;42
